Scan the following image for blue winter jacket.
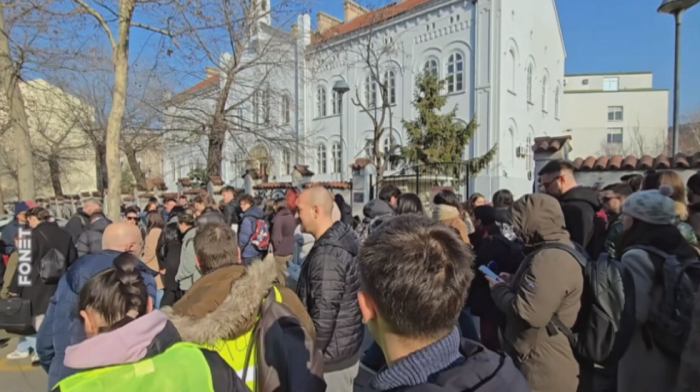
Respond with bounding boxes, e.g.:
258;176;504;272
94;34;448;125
36;250;157;390
238;206;266;259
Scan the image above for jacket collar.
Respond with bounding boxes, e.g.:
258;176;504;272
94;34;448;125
161;255;278;345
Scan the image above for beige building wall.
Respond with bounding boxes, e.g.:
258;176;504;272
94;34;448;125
0;80;97;200
562;72;669;159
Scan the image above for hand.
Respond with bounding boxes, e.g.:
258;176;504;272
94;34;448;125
499;273;513;284
485;275;505;289
8;292;17;297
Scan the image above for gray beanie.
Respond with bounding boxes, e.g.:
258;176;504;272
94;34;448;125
621;186;677;225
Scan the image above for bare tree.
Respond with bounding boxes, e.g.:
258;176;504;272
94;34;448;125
312;9;402;184
599;122;667;157
0;2;35;200
162;0;301;179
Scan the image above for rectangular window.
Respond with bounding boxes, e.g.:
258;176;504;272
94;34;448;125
607;128;623;144
603;77;619;92
607;106;623;122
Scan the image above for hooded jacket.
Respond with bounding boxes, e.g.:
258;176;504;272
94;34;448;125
163;255;323;392
224;200;241;226
558;186;603;256
239;206;266;260
296;221;364;371
36;250;157;390
56;311;247;392
433;205;471;245
64;209;90;244
356;199;395;241
175;227;200;291
491;194;583;392
271;208;296;257
76;218;112;257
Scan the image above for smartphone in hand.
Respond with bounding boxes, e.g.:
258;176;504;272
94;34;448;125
478;265;502;282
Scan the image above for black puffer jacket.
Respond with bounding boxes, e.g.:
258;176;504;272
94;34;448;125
559;186;603;257
76;218;112;257
296;221;363;371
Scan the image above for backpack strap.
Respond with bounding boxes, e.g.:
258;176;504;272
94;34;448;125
532;243;586;343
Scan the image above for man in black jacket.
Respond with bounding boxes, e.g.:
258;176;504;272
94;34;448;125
222;186;241;230
538;160;604;257
64;199;101;244
296;187;363;392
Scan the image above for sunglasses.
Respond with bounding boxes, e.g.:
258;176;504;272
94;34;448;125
126;216;138;221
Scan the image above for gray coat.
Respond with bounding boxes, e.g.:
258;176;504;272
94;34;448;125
618;249;680;392
175;228;200;291
76;218;111;258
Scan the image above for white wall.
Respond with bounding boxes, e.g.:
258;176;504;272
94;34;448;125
562;89;669;159
565;73;653;92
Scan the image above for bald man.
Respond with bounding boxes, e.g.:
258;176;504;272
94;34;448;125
36;222;157;389
65;198;102;244
296;187;364;392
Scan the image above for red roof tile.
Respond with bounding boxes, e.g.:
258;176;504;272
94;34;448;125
254;182;294;190
573;153;699;171
312;0;434;45
174;75;220;99
178;178;192;187
295;165;315;177
350;158;372;170
532;136;572;153
303;182;352;190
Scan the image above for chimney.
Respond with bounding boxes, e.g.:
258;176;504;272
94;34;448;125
344;0;369;23
291;23;299;37
317;12;342;34
205;67;219;79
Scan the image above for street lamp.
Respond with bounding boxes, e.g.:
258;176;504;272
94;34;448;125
658;0;700;156
333;80;350;181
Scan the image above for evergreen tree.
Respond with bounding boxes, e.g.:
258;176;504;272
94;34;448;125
401;74;497;175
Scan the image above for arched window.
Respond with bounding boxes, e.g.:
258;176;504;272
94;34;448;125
383;135;396;170
423;58;439;77
332;90;341;115
446;53;465;93
331;142;342;173
526;64;533;103
364;75;377;108
541;76;548;112
316;86;327;118
281;148;291;175
508;49;516;92
262;88;271;123
316;144;327;174
384;70;396;105
555;86;560;119
281;95;291;124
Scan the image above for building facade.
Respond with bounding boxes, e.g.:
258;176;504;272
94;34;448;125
164;0;566;198
562;72;669;159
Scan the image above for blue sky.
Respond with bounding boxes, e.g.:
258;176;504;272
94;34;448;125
312;0;700;120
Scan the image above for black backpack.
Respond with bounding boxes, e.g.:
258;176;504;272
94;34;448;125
36;231;67;284
542;244;636;364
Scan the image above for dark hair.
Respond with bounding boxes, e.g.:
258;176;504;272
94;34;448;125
178;195;188;201
492;189;513;208
617;219;696;260
538;159;574;176
606;183;634;198
194;223;239;274
79;252;148;333
178;208;197;226
193;195;214;208
148;197;158;204
469;193;485;205
396;193;424;216
89;211;106;222
433;189;460;209
125;206;140;216
689;173;700;194
145;201;159;212
253;196;263;206
240;194;255;206
621;174;644;191
473;205;497;227
274;199;288;213
146;210;165;232
164;198;177;205
169;205;185;217
378;185;401;203
26;207;51;222
263;199;276;215
222;186;237;197
642;171;661;190
358;215;474;338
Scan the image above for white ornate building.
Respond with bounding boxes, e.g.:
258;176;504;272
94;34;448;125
164;0;566;198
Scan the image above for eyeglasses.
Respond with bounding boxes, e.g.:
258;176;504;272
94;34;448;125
126;216;138;221
540;176;560;190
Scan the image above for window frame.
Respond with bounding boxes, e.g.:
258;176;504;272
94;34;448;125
541;76;548;113
526;63;534;103
608;106;623;122
603;77;619;92
331;142;342;174
384;70;396;105
281;95;291;124
316;143;327;174
364;75;378;108
423;58;439;78
554;86;560;119
446;52;465;93
316;86;327;118
607;128;624;144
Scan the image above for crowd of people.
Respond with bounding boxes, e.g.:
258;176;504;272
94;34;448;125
1;163;700;392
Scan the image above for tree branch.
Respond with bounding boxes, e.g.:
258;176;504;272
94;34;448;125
71;0;117;50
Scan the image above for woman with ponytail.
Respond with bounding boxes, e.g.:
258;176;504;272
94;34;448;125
53;253;248;392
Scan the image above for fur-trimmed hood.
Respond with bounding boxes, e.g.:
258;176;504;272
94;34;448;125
161;255;279;345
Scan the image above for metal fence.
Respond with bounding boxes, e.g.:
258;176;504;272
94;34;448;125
371;162;471;203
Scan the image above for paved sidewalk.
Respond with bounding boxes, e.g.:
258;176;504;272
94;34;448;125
0;338;47;392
